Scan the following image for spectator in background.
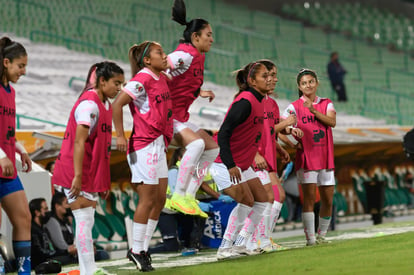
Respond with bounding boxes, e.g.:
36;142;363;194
45;192;109;262
327;52;347;102
45;161;55;174
44;193;75;258
29;198;75;270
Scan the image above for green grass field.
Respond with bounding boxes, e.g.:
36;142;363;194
59;221;414;275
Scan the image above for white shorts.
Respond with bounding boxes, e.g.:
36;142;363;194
127;135;168;184
62;188;99;205
173;119;200;134
296;169;335;186
210;163;257;191
255;170;271;185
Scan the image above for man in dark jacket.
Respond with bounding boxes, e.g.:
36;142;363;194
327;52;348;102
29;198;76;269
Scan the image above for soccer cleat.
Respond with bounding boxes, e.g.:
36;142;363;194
186;195;208;218
231;245;263;256
127;249;152;272
144;251;155;271
170;193;197;215
217;247;239;260
316;236;331;244
270;239;287;251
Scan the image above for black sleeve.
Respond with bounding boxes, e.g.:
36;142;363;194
218;99;252;169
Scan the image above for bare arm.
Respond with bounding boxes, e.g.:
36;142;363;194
16;141;32;172
274;114;297;134
303;95;336;128
112;91;132;152
276;142;290;164
70;124;89;199
200;182;220;199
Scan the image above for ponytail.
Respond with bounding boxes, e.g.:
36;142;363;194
234;68;248;98
0;36;27;82
128;41;155;77
80;61;124;96
82;65;98;93
171;0;209;44
171;0;187;26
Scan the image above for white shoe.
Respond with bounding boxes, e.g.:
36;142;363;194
217;247;237;260
231;245;262;256
261;243;276;253
316;236;331;244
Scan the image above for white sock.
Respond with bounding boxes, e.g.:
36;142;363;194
73;207;96;275
302;212;316;244
235;202;267;247
221;203;252;248
258;202;272;248
234;217;254;246
317;216;331;238
132;222;147;253
269;201;283;233
246;225;259;250
186;148;219;197
143;219;158;251
174;139;205;196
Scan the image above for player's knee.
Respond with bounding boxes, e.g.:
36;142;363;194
186;138;205;153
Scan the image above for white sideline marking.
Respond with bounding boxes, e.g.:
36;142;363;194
60;225;414;273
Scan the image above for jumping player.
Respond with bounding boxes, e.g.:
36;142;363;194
112;41;173;272
0;36;32;275
282;68;336;246
53;61;124;275
167;0;219;218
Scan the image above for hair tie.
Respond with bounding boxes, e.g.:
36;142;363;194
3;42;17;54
247;62;258;82
85;67;97;91
140;42;151;66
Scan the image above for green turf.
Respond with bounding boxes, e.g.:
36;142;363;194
145;232;414;275
31;221;414;274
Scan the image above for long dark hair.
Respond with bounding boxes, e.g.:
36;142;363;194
233;61;265;98
81;61;124;95
169;147;184;169
172;0;209;44
296;68;318;97
0;36;27;82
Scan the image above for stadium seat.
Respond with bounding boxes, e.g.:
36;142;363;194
95;198;127;242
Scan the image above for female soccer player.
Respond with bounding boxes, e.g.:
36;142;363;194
53;61;124;275
248;60;301;252
0;36;32;275
167;0;219;218
112;41;173;272
210;61;272;259
282;68;336;246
